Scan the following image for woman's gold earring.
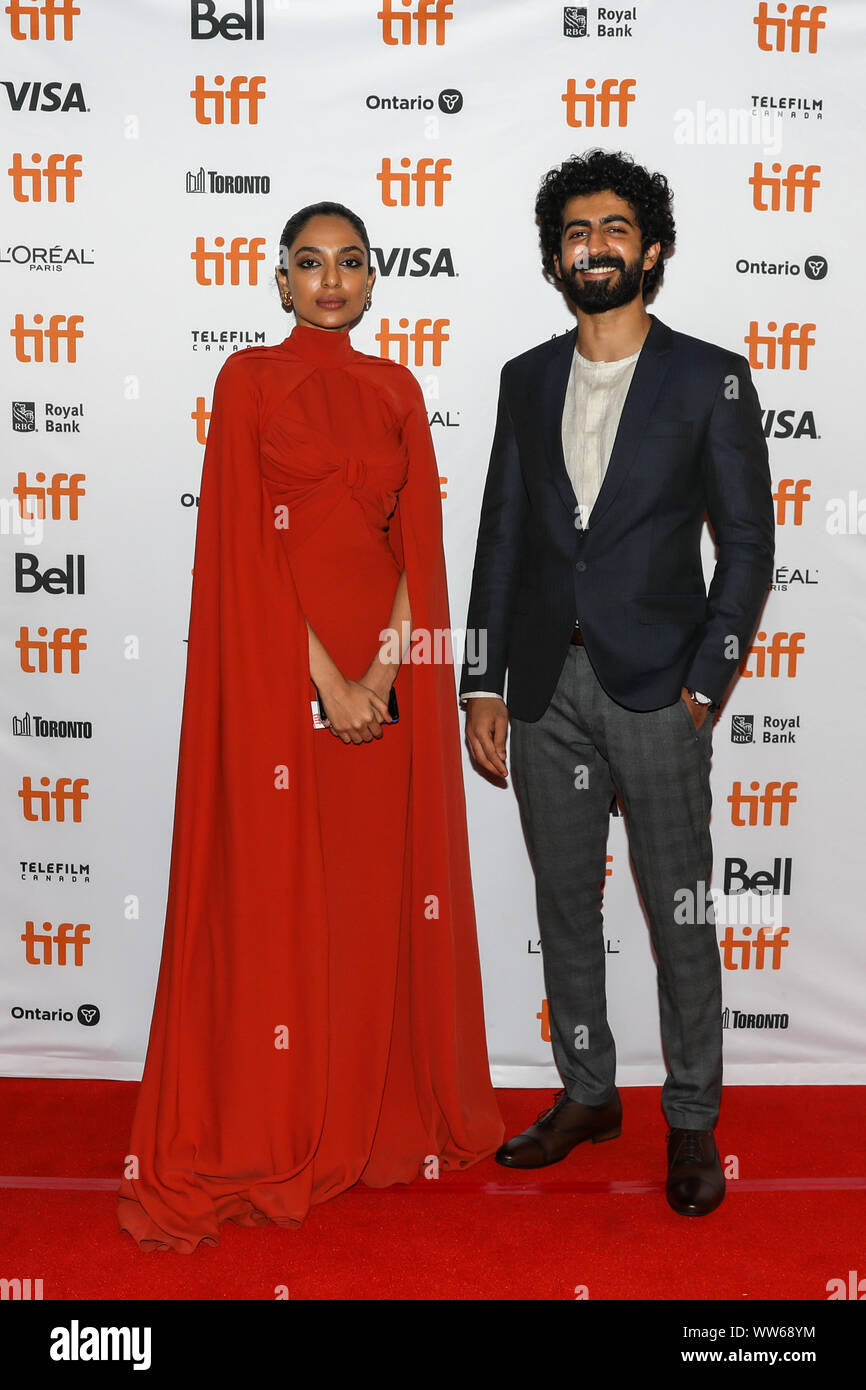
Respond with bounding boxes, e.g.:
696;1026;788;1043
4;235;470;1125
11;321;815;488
283;295;293;310
364;294;372;310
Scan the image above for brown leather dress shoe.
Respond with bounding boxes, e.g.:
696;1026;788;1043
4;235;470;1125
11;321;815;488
495;1088;622;1169
666;1128;725;1216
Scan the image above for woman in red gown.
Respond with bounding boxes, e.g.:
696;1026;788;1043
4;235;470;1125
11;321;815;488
116;203;503;1252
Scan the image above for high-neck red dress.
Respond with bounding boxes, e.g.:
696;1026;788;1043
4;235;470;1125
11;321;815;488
116;324;503;1252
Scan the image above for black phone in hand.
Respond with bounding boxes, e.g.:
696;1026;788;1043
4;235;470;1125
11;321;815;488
316;684;399;726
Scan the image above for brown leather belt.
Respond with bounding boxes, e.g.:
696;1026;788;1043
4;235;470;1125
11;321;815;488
570;625;585;646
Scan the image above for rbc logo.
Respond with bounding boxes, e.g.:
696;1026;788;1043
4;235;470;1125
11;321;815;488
190;0;264;39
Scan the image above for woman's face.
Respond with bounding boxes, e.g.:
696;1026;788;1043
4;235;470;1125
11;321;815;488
275;215;376;332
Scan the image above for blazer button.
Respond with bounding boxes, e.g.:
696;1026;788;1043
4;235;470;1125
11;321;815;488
575;561;587;572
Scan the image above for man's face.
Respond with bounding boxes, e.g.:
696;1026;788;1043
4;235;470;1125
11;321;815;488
553;190;659;314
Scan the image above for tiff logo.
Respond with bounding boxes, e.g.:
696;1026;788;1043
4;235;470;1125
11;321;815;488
720;924;790;969
774;478;810;525
378;0;452;45
190;74;266;124
21;920;90;965
191;397;211;445
562;77;635;128
377;157;451;207
727;780;797;826
14;473;86;522
754;2;827;52
744;320;815;370
6;0;77;39
739;630;805;678
376;317;449;367
10;314;83;362
190;235;267;285
16;625;87;673
8;152;82;202
19;775;88;821
750;161;820;211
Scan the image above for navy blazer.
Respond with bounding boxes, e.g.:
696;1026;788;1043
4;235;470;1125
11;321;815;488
458;314;775;720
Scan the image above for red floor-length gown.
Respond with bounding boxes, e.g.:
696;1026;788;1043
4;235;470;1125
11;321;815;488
116;323;503;1252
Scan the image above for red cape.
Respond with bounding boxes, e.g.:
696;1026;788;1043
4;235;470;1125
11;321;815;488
117;337;503;1251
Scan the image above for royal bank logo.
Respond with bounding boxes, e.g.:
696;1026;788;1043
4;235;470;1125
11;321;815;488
563;6;636;37
730;714;753;743
563;6;588;36
186;166;270;194
12;401;35;432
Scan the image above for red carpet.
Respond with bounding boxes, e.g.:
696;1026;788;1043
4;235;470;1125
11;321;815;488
1;1080;863;1300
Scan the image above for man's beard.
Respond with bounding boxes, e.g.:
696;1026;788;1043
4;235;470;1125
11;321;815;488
561;252;645;314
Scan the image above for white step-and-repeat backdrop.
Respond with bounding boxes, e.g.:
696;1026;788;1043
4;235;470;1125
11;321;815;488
3;0;864;1085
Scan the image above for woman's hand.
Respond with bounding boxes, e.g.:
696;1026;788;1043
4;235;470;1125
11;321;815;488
319;676;392;745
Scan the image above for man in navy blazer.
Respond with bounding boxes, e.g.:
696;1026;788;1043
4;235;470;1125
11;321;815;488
459;149;774;1215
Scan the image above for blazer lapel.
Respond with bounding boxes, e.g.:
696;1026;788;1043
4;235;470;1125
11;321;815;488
585;313;675;528
541;326;580;523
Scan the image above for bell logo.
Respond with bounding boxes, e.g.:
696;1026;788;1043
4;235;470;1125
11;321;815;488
375;317;449;367
14;472;86;521
21;920;90;965
727;781;797;827
378;0;453;46
740;630;805;678
774;479;810;525
753;2;827;53
190;235;267;285
190;74;266;124
8;152;83;202
16;625;87;673
18;775;89;822
190;0;264;40
750;162;821;212
720;924;790;970
377;157;451;207
6;0;79;40
744;321;815;370
562;77;636;128
10;314;84;363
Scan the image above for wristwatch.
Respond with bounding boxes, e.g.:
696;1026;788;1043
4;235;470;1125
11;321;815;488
686;689;712;705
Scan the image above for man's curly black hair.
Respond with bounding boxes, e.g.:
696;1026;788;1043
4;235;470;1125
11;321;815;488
535;149;676;302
